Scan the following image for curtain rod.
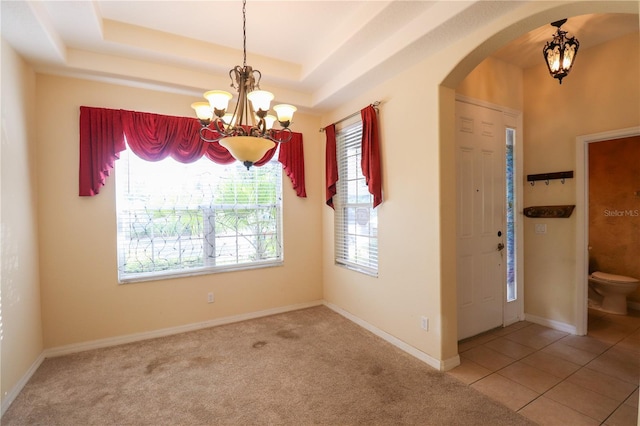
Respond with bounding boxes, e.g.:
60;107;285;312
319;101;381;132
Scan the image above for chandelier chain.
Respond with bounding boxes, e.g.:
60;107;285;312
242;0;247;67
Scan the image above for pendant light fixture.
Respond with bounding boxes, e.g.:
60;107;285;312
191;0;296;169
542;19;580;84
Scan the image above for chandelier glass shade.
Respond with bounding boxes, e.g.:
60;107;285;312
191;0;296;169
542;19;580;84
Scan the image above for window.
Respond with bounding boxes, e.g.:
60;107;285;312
115;145;283;283
505;127;516;302
334;120;378;275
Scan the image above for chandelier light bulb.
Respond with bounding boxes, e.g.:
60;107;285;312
551;53;560;72
204;90;232;115
264;114;277;130
247;90;274;114
191;102;213;123
273;104;297;126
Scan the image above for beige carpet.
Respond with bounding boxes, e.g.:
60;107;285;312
3;306;532;425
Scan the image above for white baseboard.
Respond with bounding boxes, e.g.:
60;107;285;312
5;299;459;416
1;352;45;416
2;300;323;416
45;300;324;358
324;302;458;371
441;354;462;371
524;313;577;334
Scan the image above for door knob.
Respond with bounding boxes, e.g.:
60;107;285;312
497;242;505;251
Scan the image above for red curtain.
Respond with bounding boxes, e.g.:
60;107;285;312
79;106;305;197
79;107;126;196
324;124;338;208
324;104;382;209
361;104;382;208
278;132;306;197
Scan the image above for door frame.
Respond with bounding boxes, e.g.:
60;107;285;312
575;126;640;335
455;95;525;334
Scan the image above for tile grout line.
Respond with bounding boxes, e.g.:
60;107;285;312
514;322;638;421
458;315;639;424
600;388;640;426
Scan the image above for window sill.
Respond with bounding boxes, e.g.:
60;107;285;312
335;261;378;278
118;260;284;284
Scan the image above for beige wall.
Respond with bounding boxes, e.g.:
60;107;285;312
523;32;639;324
35;74;324;348
322;63;446;361
1;40;43;408
321;14;527;364
456;56;524;111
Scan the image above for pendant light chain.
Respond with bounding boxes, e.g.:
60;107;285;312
242;0;247;68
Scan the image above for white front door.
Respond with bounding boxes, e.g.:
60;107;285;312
456;100;506;340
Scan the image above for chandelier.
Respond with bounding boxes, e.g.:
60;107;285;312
191;0;296;169
542;19;579;84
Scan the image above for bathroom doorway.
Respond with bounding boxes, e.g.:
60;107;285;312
576;127;640;334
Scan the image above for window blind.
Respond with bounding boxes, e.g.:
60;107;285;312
335;121;378;275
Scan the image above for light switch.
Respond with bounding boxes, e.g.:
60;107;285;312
535;224;547;234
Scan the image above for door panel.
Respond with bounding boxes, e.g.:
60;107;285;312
459;255;473;306
456;101;505;340
460;148;474;238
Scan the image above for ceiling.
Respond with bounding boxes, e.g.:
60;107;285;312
1;1;638;112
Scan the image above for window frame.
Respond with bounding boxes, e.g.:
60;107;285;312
334;119;379;277
115;147;284;284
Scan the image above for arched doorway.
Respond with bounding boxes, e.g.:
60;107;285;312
437;1;639;360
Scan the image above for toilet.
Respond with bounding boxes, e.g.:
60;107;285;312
588;271;639;315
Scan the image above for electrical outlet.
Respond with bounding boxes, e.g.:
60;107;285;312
535;223;547;234
207;292;214;303
420;316;429;331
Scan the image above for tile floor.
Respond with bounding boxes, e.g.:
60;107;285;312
447;308;640;425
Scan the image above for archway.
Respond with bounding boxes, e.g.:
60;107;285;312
437;1;639;361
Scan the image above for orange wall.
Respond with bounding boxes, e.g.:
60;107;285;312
588;136;640;302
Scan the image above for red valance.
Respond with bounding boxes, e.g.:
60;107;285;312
79;106;305;197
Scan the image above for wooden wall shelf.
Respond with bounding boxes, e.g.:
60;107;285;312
524;205;575;218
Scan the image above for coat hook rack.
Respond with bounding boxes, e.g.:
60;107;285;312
528;171;573;186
